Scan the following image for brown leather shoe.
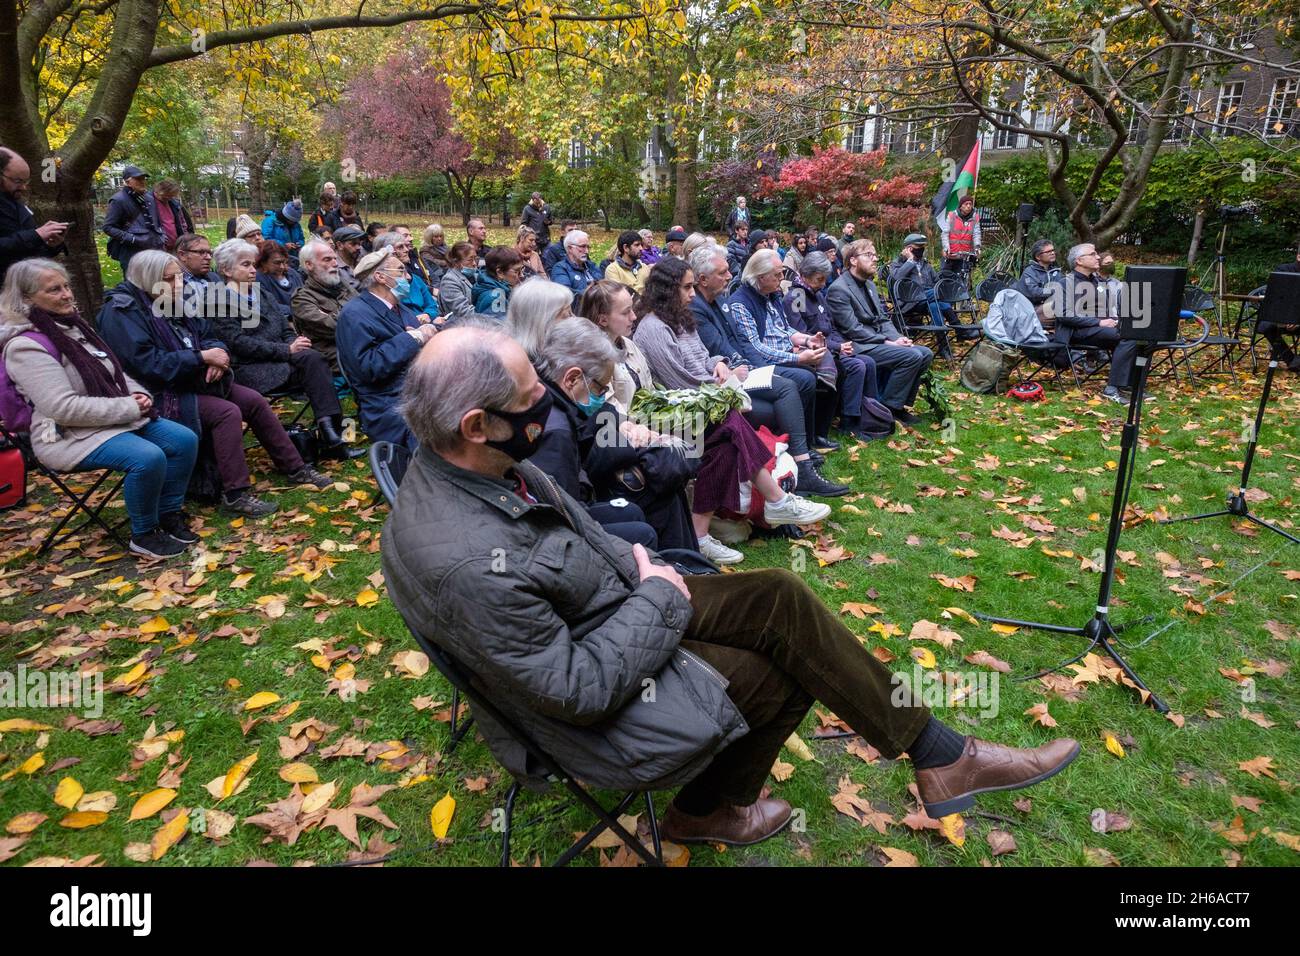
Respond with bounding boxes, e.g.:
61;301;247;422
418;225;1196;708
660;798;793;847
916;736;1081;817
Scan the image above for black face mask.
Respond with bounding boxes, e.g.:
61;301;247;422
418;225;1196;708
482;389;554;461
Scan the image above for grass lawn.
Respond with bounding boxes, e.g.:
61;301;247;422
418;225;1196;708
1;246;1296;867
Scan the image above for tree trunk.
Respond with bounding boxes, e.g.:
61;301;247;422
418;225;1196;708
246;145;277;215
1187;207;1206;265
28;177;104;317
671;132;699;231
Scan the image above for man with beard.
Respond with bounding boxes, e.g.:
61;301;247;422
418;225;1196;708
0;147;68;285
331;225;365;288
293;238;359;371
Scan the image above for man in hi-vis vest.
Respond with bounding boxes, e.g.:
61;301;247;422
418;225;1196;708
940;194;981;273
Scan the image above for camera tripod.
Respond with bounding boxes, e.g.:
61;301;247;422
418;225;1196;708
1162;357;1299;545
978;343;1169;712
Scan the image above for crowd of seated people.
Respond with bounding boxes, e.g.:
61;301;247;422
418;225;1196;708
7;166;1297;577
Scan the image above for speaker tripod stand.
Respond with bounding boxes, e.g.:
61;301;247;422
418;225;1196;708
977;343;1168;713
1162;358;1299;545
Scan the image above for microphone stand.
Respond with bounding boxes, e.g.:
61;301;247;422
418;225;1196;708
977;342;1169;712
1162;358;1299;545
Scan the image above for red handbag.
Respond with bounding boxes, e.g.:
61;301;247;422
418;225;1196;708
0;445;27;510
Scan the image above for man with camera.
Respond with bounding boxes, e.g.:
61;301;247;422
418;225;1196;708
383;324;1081;847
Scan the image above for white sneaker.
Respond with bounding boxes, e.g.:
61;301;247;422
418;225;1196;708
698;534;744;565
764;493;831;526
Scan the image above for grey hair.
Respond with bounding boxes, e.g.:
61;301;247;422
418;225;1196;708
637;229;654;242
682;232;716;261
563;229;589;251
126;249;180;296
741;248;783;288
212;238;258;279
504;277;574;359
1030;238;1054;260
687;245;728;280
399;328;519;454
373;232;404;252
1066;243;1093;270
299;239;333;269
0;258;69;323
799;250;833;278
535;317;618;384
423;223;444;245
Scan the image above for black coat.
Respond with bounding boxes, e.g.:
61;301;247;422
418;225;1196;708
0;191;64;286
96;280;226;436
521;203;552;247
210;276;300;395
102;187;165;261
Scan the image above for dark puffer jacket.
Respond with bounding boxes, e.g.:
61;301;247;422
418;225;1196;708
382;450;747;791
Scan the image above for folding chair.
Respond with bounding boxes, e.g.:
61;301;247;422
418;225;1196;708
0;422;129;556
412;628;665;867
883;267;961;366
368;439;473;752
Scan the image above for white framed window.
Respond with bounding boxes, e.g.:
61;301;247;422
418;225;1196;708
569;139;593;169
1265;78;1300;137
1214;82;1245;134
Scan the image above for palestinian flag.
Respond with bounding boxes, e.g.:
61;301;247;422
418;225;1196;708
932;141;981;230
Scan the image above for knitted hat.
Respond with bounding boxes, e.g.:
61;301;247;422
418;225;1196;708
281;199;303;223
234;214;262;241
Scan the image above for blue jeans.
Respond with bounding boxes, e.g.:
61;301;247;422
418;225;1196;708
75;418;199;536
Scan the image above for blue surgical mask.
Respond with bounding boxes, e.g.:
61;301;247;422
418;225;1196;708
577;375;608;415
391;275;411;299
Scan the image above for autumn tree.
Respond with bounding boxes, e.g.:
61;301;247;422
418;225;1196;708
0;0;684;312
756;146;927;236
747;1;1300;249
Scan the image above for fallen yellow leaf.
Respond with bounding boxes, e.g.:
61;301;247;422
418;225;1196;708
129;788;177;821
430;792;456;839
53;777;84;810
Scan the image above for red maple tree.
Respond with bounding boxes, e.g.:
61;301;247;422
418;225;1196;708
757;146;926;237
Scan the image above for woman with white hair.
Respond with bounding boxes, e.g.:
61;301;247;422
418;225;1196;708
504;276;575;361
98;249;331;518
0;259;198;558
209;238;352;457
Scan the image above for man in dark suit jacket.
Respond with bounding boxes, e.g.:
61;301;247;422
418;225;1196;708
335;248;438;449
0;147;67;285
102;165;165;272
1044;243;1138;402
825;239;932;422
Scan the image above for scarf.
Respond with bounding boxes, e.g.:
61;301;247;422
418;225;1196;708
26;306;135;402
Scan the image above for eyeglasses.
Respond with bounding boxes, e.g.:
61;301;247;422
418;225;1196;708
583;373;614;398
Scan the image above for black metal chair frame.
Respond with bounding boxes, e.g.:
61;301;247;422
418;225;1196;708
414;630;665;867
882;265;981;367
368;439;475;752
0;423;129;556
1231;285;1298;374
